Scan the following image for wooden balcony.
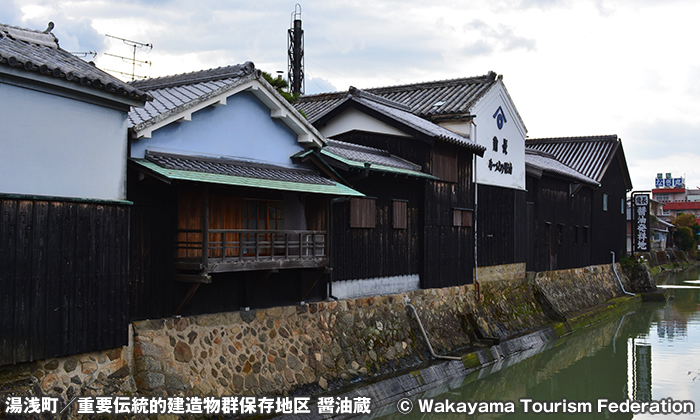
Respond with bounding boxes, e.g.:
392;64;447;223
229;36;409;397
175;229;328;273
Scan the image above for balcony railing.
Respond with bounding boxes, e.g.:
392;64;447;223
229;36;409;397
175;229;328;272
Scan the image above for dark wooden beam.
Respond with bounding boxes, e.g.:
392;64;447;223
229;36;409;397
174;283;201;316
174;274;212;283
300;269;326;301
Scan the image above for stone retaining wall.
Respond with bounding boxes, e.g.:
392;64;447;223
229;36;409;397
0;263;634;410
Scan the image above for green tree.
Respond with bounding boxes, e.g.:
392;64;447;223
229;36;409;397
675;226;695;251
672;213;698;253
672;212;696;228
261;71;300;103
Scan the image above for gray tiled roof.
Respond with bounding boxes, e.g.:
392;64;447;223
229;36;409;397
128;62;258;130
348;88;485;154
130;62;256;91
296;86;485;155
526;135;631;188
324;140;422;172
525;148;599;186
145;150;335;186
0;22;150;103
296;72;498;121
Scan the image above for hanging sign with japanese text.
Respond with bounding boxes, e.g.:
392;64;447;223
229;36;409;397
634;194;650;252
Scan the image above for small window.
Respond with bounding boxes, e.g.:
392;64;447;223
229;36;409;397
453;209;473;227
603;193;608;211
583;226;589;245
621;198;625;215
432;148;458;183
350;197;376;228
393;200;407;229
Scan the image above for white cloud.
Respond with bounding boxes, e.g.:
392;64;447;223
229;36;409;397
4;0;700;189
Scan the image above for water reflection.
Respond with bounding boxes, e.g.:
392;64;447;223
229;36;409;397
374;267;700;419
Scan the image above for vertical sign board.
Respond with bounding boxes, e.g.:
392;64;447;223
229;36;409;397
634;194;650;253
471;87;526;190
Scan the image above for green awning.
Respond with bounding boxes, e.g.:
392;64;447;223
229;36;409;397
320;150;438;179
131;159;364;197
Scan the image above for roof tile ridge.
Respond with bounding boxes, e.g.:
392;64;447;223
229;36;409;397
146;149;318;174
130;61;257;91
326;139;392;156
0;22;58;48
527;134;619;143
297;90;349;102
348;86;411;111
364;72;497;93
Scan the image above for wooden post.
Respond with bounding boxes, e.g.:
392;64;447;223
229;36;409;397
202;186;209;272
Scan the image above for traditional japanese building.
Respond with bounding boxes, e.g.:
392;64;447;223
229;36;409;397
297;85;489;294
126;63;362;318
526;135;632;265
297;72;528;286
524;148;600;271
0;22;150;365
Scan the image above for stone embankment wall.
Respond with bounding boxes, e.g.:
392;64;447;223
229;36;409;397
638;250;687;267
0;263;635;407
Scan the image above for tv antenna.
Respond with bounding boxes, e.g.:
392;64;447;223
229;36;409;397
104;34;152;81
70;51;97;59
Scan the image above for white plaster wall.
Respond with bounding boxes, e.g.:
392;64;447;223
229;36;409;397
331;274;420;299
470;83;527;190
130;91;304;167
317;107;411;139
0;82;128;201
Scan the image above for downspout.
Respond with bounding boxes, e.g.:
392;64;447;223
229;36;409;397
405;299;461;361
472;121;480;302
611;251;634;296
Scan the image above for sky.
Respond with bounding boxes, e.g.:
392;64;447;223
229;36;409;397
2;0;698;192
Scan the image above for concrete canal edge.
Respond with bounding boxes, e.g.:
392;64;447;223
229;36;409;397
0;263;648;411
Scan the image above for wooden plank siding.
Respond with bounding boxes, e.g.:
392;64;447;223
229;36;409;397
0;197;130;366
329;132;477;289
476;185;527;268
591;155;628;265
525;176;594;272
128;180;179;320
422;141;476;288
330;191;422;283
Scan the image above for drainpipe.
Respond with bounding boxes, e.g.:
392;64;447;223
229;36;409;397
472;121;481;302
611;251;635;296
405;299;462;361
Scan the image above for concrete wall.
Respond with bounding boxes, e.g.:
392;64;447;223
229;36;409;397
0;82;129;201
0;263;634;404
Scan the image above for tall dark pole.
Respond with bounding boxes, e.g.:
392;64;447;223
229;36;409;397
287;4;304;95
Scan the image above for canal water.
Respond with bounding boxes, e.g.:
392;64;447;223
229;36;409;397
373;267;700;419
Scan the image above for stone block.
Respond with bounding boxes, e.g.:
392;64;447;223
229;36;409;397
134;371;165;390
173;341;193;363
